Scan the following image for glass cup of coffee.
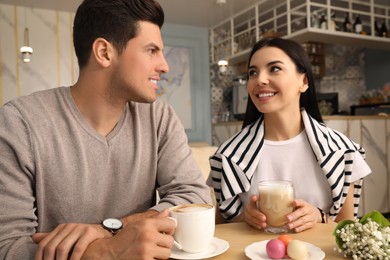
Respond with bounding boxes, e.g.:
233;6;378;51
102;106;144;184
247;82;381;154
257;180;294;234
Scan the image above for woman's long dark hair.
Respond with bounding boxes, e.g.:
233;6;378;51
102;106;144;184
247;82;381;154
242;38;323;129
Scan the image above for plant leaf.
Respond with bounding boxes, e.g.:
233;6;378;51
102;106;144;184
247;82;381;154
360;210;390;227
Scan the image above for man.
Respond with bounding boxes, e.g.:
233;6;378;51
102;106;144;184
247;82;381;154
0;0;212;259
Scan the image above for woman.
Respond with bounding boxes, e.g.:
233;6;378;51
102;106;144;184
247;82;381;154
208;38;371;233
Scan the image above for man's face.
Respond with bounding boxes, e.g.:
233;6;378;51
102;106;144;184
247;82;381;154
111;21;169;103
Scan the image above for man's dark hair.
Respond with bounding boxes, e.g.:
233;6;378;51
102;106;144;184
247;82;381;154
73;0;164;69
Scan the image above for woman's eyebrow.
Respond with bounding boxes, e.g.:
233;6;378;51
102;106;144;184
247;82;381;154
249;60;285;69
267;60;284;66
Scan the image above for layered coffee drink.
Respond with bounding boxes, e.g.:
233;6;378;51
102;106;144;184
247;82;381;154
257;180;294;233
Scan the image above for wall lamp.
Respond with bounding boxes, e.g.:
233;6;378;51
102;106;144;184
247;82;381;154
218;59;228;73
20;28;33;63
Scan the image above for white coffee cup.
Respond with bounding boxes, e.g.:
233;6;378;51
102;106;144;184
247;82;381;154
169;204;215;253
257;180;294;234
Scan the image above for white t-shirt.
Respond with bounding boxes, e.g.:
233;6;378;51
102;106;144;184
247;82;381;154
239;130;371;213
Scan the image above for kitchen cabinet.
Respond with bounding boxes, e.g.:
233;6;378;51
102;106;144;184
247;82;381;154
210;0;390;66
212;115;390;217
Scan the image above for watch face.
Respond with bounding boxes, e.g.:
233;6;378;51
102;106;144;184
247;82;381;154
103;218;122;230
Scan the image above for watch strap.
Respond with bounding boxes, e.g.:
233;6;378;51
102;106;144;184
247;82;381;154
317;208;327;223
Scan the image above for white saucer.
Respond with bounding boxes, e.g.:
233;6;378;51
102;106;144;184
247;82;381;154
245;240;325;260
170;237;229;259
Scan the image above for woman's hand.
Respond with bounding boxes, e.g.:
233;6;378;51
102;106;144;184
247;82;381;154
286;199;322;233
242;195;267;230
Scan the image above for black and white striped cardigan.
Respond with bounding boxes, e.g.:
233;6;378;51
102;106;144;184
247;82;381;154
209;109;366;221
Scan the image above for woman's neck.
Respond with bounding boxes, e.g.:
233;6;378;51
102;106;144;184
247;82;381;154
263;110;304;141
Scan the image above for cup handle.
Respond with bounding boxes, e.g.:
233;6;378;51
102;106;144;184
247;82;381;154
168;217;182;250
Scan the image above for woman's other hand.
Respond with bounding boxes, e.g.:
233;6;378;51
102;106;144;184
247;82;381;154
286;199;322;232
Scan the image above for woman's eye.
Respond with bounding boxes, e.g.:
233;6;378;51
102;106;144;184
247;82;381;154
248;70;258;77
270;66;281;72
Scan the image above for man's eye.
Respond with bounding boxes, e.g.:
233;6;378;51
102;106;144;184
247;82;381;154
148;49;157;55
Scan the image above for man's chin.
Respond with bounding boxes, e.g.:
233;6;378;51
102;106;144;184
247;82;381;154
129;97;157;103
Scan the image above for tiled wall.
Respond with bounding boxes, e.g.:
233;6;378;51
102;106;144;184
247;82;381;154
210;64;241;124
318;44;366;113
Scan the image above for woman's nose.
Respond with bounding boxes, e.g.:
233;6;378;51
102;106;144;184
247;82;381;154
257;73;269;86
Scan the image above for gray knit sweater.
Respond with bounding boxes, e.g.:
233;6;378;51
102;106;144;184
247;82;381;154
0;87;212;259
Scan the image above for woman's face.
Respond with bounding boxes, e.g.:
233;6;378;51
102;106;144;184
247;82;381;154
247;46;308;116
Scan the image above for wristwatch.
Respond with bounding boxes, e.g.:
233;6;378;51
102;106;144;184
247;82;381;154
101;218;123;235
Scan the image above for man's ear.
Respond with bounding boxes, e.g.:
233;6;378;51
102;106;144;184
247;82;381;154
91;38;114;67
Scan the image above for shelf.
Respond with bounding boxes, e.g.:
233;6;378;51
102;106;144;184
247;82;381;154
210;0;390;66
286;28;390;50
228;49;251;65
218;29;390;66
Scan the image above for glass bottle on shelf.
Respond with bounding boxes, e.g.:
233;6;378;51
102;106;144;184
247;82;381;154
320;13;327;30
380;20;388;38
342;12;352;32
329;13;338;31
375;20;381;37
353;15;363;34
311;11;319;28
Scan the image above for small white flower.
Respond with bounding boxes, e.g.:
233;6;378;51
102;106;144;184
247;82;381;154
335;218;390;259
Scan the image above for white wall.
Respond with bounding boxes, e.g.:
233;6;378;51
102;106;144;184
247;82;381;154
0;3;78;105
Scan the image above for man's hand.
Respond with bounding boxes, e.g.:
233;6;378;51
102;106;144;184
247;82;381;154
32;210;176;260
82;209;176;260
32;222;109;260
121;209;159;226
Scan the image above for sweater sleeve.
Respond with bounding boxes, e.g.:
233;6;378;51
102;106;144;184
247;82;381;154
151;102;212;211
0;104;38;260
